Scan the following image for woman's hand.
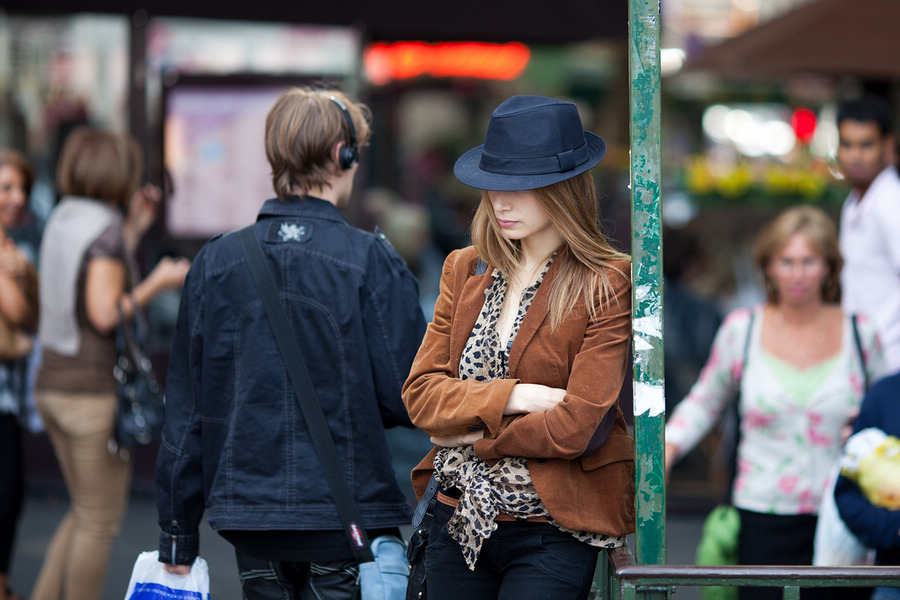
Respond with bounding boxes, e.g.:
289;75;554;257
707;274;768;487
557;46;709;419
163;563;191;575
0;243;34;326
145;256;191;293
664;443;679;483
841;408;860;446
0;240;27;278
503;383;566;415
127;256;191;317
431;430;485;447
123;184;162;253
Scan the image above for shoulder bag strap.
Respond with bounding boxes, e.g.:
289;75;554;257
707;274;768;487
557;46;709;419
850;314;869;392
725;311;755;504
238;226;374;564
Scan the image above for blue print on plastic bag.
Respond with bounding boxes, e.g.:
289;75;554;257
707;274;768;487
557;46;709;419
130;582;205;600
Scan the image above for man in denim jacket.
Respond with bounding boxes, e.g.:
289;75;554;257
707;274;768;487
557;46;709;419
155;87;426;599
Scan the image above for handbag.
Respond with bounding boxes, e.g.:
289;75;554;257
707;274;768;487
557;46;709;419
406;475;439;600
696;504;740;566
238;226;408;600
124;550;209;600
111;300;165;457
696;504;741;600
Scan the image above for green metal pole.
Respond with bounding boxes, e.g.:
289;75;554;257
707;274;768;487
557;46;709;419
629;0;666;570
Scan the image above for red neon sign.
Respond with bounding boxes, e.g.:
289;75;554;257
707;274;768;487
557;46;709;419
364;42;531;84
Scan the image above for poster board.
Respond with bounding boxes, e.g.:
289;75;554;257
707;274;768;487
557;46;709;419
163;76;328;238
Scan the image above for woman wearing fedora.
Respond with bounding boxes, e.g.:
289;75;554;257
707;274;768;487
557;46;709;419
402;95;634;599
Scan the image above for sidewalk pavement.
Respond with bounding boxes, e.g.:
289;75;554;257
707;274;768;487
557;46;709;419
9;489;707;600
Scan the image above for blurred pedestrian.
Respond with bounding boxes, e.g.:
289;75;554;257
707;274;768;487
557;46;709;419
835;371;900;600
663;223;722;413
402;95;634;600
32;127;189;600
155;87;426;599
665;205;891;600
836;94;900;374
0;148;39;600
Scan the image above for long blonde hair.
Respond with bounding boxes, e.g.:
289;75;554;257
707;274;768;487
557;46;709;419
470;172;630;329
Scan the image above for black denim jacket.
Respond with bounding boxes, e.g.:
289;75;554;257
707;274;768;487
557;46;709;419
156;196;426;565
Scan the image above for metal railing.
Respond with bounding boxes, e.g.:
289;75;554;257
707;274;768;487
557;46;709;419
593;546;900;600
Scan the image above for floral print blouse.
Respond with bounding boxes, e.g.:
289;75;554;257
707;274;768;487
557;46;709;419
666;306;888;515
434;256;623;570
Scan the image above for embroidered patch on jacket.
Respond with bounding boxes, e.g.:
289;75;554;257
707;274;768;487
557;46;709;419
276;222;307;242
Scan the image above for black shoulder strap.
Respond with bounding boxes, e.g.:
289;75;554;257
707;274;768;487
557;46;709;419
238;226;374;564
851;314;869;392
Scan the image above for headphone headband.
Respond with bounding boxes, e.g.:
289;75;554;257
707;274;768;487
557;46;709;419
329;95;359;170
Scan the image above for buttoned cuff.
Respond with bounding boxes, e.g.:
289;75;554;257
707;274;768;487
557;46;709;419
158;528;199;566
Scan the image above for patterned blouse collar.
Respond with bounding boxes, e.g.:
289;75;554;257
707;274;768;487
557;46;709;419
459;253;556;382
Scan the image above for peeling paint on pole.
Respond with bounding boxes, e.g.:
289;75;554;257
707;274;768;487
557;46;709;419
629;0;666;573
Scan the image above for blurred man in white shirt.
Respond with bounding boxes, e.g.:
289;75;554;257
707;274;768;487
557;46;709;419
837;94;900;374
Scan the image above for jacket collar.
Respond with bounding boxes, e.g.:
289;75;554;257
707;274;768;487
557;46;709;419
257;196;349;224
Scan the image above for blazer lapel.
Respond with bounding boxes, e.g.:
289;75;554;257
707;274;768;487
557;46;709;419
449;267;494;374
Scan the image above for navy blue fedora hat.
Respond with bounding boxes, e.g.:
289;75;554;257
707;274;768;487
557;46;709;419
454;95;606;191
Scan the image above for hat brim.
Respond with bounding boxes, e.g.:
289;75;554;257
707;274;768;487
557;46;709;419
453;131;607;191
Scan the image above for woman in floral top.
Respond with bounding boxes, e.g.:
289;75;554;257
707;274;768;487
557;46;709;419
665;205;889;600
403;96;634;600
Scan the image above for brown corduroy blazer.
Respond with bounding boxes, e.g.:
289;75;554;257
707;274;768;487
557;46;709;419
402;245;635;537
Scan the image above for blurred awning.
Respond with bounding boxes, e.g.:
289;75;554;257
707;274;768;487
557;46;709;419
0;0;627;43
684;0;900;80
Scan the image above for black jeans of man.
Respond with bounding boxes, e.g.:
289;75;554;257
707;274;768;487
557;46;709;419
424;499;599;600
234;549;359;600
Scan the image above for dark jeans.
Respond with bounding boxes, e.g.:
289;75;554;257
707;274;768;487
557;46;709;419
0;413;24;573
424;500;599;600
234;548;359;600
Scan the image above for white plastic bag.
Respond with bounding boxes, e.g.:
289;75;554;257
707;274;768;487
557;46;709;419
124;551;210;600
812;464;872;566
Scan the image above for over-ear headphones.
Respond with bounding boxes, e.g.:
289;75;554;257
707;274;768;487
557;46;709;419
329;95;359;170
